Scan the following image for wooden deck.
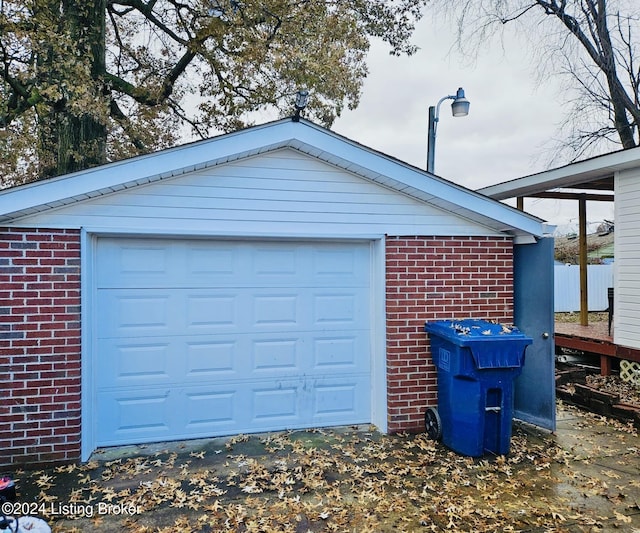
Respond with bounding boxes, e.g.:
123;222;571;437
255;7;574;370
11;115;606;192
555;321;640;375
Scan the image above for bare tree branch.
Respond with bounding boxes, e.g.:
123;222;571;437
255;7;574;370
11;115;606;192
437;0;640;157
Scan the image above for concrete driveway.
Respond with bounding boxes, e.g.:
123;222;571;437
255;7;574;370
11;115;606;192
8;403;640;532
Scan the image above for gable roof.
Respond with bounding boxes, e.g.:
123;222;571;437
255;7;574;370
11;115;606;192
0;118;548;240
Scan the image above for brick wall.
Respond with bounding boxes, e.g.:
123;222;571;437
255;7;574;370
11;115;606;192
385;236;514;434
0;230;514;466
0;228;81;468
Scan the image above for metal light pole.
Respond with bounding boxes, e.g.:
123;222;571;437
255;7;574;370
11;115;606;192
426;87;470;174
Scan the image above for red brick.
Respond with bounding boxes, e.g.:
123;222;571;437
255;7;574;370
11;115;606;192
3;229;516;464
0;228;81;468
385;235;513;434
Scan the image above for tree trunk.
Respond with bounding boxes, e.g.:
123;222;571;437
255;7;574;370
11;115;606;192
590;0;638;148
608;79;637;149
38;0;108;178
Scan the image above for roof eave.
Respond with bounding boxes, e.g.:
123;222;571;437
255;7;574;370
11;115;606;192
0;119;298;223
479;145;640;200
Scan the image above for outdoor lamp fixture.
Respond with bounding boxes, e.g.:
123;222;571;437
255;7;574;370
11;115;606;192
426;87;470;174
292;90;309;122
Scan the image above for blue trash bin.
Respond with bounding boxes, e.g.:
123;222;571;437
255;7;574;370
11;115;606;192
424;319;532;457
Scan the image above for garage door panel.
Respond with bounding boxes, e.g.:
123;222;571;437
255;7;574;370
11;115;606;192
252;338;300;372
312;376;370;422
100;333;305;388
99;239;371;289
252;293;299;327
98;289;239;337
97;375;371;445
100;287;370;337
107;293;172;335
95;237;372;447
116;393;170;431
96;240;176;288
185;244;238;277
186;340;237;376
110;342;172;381
97;340;174;387
250;289;369;331
312;247;365;281
98;336;241;387
313;293;362;326
252;247;299;277
97;389;174;444
184;390;236;428
186;294;237;329
100;332;370;391
247;375;370;428
98;388;240;445
312;336;368;371
315;384;356;416
249;331;370;377
251;384;300;423
97;290;178;338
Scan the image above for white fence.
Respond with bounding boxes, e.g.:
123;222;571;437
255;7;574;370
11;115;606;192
554;264;613;312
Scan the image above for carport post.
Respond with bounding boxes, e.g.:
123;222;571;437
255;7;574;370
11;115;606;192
579;194;588;326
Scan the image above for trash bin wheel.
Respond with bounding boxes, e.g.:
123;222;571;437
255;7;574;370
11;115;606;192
425;407;442;441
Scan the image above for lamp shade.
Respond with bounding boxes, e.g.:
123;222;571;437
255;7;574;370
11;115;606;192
451;87;470;117
295;90;309;110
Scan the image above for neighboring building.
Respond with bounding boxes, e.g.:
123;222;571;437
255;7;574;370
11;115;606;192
0;118;551;467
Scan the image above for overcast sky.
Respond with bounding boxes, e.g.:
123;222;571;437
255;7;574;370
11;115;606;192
332;15;615;234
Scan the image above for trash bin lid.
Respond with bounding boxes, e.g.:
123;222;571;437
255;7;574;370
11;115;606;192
424;319;532;369
425;319;527;341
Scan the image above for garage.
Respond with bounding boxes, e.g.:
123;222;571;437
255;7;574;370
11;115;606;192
94;237;372;446
0;117;552;466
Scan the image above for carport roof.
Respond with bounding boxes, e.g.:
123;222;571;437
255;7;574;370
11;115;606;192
477;146;640;201
0;118;549;240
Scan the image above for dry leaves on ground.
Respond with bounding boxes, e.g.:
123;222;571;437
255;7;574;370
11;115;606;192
587;374;640;407
12;408;640;532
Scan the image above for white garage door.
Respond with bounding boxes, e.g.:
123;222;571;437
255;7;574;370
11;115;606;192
94;237;372;446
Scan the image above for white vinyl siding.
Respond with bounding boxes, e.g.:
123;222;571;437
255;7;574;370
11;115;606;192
614;168;640;349
10;149;502;237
